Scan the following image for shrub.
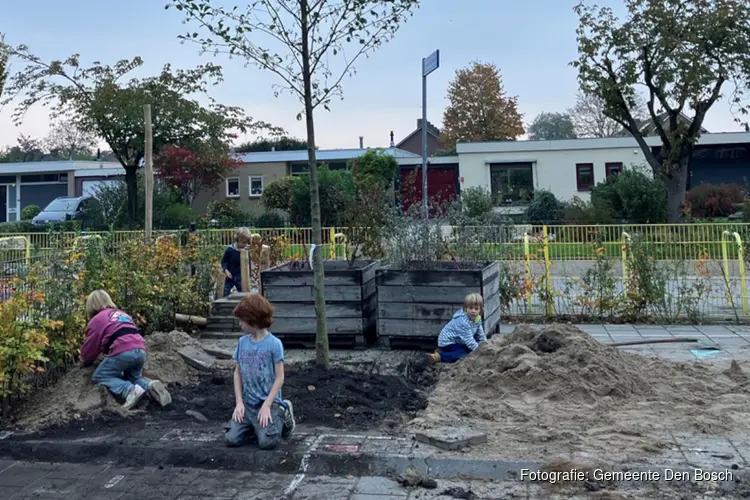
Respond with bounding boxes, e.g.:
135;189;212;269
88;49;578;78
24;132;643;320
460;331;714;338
590;168;667;223
0;221;36;233
254;210;286;228
206;199;251;227
350;150;398;188
460;186;494;219
159;204;195;229
261;176;296;213
289;166;356;226
20;205;41;221
685;183;745;218
525;190;561;224
562;197;615;224
93;175;180;229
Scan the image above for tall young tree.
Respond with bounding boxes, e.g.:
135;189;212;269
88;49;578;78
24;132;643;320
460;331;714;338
527;112;577;140
0;34;8;99
1;48;276;222
169;0;419;369
45;119;98;160
441;61;524;148
572;0;750;221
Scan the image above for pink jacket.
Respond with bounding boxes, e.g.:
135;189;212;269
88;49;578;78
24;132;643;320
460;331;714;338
80;308;146;366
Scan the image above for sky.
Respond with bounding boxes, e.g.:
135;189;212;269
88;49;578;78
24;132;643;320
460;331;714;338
0;0;745;151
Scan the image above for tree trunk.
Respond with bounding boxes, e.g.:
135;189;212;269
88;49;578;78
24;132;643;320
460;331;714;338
663;160;689;223
300;0;330;369
124;165;139;227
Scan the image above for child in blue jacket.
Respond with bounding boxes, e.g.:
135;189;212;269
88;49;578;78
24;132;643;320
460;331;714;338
221;227;251;296
428;293;486;363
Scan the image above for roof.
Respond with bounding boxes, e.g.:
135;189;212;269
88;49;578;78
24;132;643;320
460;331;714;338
0;160;124;175
397;156;459;166
614;112;710;137
236;147;419;164
396;119;441;149
456;131;750;155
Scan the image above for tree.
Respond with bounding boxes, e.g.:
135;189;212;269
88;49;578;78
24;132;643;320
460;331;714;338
236;136;308;152
0;134;46;162
441;61;524;148
527;112;577;140
572;0;750;221
0;33;8;98
568;91;647;138
1;48;277;223
45;119;98;160
170;0;419;368
155;146;243;207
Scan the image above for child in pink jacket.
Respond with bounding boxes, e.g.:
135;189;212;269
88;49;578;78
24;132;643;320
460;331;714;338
81;290;171;410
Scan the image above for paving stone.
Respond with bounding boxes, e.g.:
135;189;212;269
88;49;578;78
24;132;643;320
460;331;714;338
178;346;216;371
118;484;184;500
15;477;81;498
183;475;241;497
414;427;487;451
0;464;53;487
292;479;357;499
350;495;407;500
355;476;405;495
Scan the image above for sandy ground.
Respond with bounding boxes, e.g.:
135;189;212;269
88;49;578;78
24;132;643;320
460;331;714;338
411;324;750;463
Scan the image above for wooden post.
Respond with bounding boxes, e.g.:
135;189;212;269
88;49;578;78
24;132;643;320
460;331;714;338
240;249;251;292
214;265;225;298
143;104;154;240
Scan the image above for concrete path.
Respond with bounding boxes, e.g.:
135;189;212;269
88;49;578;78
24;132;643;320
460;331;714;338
0;460;744;499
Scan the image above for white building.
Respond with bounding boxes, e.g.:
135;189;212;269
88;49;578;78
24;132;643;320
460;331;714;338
456;131;750;211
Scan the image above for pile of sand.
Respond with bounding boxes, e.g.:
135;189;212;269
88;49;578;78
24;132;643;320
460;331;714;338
412;324;750;462
13;330;221;433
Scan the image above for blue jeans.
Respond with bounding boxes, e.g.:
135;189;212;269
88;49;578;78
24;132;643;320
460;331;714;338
224;277;242;296
92;348;150;398
438;344;472;363
225;402;285;450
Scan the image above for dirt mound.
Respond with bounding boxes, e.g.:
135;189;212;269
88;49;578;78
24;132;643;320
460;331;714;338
413;324;750;462
143;330;207;384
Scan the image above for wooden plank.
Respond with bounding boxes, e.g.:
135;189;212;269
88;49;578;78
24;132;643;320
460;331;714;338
262;271;360;287
263;285;363;302
481;262;500;284
483;294;501;321
377;302;456;321
272;302;361;319
377;285;479;304
361;261;378;286
482;276;499;298
363;293;377;317
376;269;483;287
362;278;376;301
485;307;501;334
272;317;364;335
378;318;444;337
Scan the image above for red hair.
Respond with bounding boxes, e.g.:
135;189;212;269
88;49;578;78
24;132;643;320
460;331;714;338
233;293;274;329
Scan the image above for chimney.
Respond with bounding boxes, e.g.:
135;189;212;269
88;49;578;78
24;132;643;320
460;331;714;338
359;136;364;149
271;146;276;152
390;131;395;147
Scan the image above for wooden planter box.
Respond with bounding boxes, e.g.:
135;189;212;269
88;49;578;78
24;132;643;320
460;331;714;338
376;261;501;349
260;260;377;348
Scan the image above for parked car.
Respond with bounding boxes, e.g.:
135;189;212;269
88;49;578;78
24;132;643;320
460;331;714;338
32;196;104;228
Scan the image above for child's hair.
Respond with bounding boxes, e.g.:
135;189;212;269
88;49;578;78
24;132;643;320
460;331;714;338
235;227;251;244
85;289;117;320
233;293;274;329
463;292;484;312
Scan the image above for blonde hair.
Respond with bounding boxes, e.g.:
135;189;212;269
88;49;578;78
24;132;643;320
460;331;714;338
463;292;484;312
235;227;251;244
85;290;117;320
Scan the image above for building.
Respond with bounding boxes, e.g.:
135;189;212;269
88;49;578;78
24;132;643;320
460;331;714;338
457;131;750;212
192;147;420;215
0;160;124;222
395;119;443;156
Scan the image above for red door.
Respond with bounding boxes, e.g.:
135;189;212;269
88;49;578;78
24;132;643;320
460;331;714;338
400;166;458;214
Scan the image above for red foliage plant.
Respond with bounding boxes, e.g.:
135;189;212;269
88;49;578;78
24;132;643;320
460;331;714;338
684;183;745;218
155;146;242;206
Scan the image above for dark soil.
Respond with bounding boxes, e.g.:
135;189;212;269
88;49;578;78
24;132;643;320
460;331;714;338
27;358;440;436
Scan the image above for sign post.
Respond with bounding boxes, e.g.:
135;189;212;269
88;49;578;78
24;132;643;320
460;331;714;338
421;49;440;219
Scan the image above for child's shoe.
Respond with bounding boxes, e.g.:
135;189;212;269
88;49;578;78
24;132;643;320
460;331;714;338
122;385;146;410
148;380;172;407
282;399;296;438
427;352;441;364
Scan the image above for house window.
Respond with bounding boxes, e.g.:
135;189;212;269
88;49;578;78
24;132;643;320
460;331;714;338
489;163;534;205
605;162;622;178
576;163;595;191
226;177;240;198
249;176;264;197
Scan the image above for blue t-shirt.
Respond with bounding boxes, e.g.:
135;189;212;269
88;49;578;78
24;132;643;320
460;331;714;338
232;333;284;407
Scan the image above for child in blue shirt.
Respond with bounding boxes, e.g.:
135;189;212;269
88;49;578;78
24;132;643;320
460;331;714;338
225;293;296;450
428;293;486;364
221;227;252;296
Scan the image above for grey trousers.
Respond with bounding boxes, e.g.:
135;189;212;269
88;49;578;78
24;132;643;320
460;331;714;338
225;402;285;450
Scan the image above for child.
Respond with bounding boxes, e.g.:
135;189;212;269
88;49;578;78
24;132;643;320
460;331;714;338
221;227;252;297
428;293;486;364
225;293;296;450
80;290;172;410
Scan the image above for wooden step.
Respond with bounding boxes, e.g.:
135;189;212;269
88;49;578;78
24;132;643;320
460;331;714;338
205;315;239;333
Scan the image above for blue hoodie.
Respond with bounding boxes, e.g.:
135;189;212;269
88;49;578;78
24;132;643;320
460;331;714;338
221;244;246;281
437;310;486;350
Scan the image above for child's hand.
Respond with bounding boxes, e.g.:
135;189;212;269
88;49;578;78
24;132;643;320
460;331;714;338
225;270;233;279
232;402;245;423
258;404;272;428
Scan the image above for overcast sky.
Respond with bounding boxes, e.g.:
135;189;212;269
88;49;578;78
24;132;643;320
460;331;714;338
0;0;744;151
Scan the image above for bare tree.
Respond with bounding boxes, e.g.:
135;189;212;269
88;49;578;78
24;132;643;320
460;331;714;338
169;0;419;368
45;119;98;160
568;91;647;138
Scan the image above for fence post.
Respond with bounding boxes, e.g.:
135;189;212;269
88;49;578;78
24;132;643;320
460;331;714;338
721;231;734;310
240;249;251;293
542;225;552;317
329;227;336;260
621;232;631;285
523;232;532;310
729;231;748;316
